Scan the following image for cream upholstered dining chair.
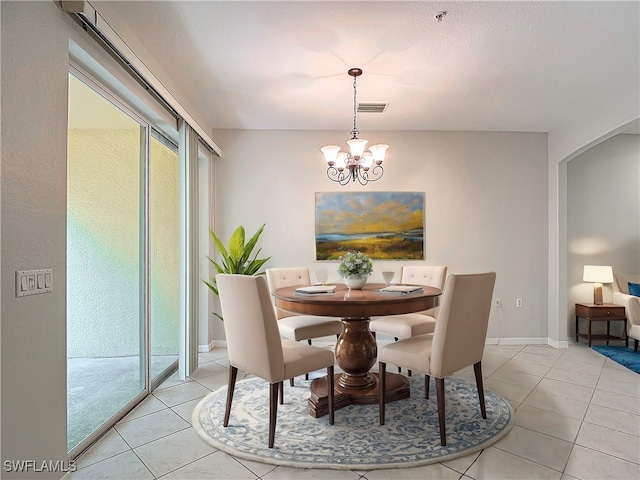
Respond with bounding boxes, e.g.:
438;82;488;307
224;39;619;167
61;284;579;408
370;265;447;375
378;272;496;446
216;274;335;448
266;267;343;383
266;267;343;342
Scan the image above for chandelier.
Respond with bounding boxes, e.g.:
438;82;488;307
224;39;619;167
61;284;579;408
321;68;388;186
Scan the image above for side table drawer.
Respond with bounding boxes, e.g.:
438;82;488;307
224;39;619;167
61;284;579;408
575;304;591;318
583;306;625;319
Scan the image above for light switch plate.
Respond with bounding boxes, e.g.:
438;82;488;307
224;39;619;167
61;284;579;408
16;269;53;297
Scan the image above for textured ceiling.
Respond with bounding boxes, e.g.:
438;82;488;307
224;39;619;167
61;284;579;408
95;1;640;134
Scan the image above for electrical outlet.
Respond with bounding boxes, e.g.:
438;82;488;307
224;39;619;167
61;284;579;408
516;298;523;308
494;298;501;308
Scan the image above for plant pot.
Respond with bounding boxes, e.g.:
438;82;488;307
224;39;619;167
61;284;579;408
344;275;367;290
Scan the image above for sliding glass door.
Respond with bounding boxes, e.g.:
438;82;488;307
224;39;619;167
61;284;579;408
67;70;179;453
149;134;180;383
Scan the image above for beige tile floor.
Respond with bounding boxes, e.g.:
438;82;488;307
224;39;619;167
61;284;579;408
66;343;640;480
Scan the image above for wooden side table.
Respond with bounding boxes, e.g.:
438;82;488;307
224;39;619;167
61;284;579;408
575;303;626;347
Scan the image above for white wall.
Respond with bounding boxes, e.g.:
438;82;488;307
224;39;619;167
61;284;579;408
210;129;549;343
567;134;640;336
1;2;71;476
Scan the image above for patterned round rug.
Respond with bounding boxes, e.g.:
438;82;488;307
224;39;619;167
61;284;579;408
193;374;513;470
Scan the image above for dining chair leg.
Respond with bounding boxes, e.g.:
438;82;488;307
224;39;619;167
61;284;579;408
394;338;401;373
305;340;312;380
278;381;284;405
378;361;387;425
223;366;238;427
424;374;430;399
289;378;294;387
436;377;446;446
408;369;412;376
473;361;487;418
268;382;278;448
328;365;335;425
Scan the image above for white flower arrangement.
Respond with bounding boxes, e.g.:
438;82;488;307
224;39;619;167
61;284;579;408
337;251;373;278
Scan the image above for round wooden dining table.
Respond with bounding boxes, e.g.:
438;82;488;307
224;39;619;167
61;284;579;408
272;282;441;417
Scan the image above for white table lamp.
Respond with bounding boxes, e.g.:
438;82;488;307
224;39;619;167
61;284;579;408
583;265;614;305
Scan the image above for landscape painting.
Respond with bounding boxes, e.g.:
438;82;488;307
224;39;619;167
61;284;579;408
315;192;425;260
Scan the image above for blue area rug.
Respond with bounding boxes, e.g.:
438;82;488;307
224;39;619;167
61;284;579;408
193;374;513;470
592;345;640;374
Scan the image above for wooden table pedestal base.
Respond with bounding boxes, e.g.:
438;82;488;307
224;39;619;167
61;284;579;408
308;372;409;418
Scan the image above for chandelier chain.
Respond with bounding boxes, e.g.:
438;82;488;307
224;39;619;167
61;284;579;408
352;74;358;137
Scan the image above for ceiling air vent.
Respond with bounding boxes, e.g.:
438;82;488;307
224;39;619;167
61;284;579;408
357;103;388;113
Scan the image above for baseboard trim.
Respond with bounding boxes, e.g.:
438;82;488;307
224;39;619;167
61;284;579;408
203;337;570;352
486;337;546;345
198;340;225;352
547;338;569;349
486;337;569;348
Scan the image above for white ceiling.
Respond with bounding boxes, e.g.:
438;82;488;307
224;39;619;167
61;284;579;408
96;1;640;135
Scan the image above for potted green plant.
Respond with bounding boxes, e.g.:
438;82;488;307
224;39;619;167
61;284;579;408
205;224;271;320
338;250;373;289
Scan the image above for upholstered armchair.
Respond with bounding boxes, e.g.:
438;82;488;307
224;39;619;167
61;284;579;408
613;272;640;351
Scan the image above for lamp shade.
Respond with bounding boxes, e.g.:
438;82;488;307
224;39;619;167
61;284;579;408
335;151;348;169
361;152;374;168
347;138;368;158
583;265;614;283
320;145;341;164
369;144;389;162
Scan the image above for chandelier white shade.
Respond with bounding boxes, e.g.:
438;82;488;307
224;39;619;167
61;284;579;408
321;68;388;186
